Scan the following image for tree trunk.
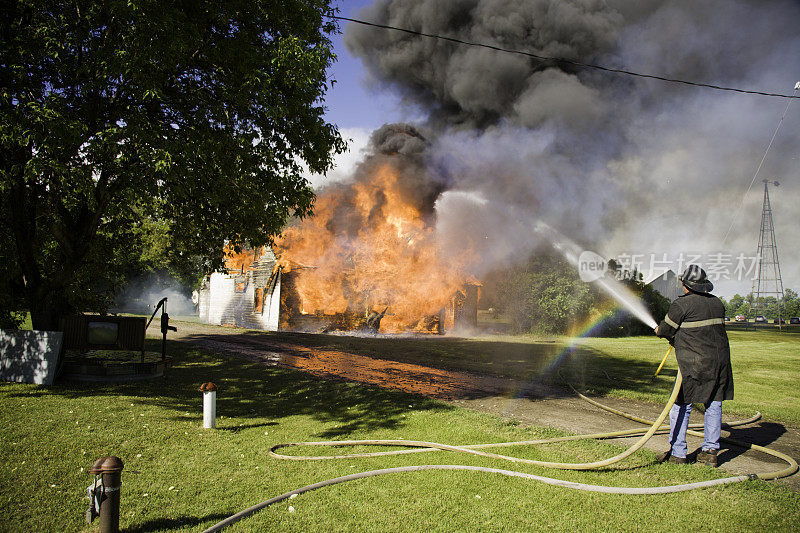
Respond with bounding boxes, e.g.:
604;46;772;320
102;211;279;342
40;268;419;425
28;285;72;331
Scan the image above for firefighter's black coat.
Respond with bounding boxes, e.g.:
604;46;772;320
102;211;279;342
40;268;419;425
657;291;734;405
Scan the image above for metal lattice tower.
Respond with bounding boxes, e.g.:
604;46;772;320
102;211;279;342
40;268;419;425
748;180;784;325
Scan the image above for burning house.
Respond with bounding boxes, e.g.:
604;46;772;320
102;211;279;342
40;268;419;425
197;245;479;334
198;124;480;334
199;1;800;335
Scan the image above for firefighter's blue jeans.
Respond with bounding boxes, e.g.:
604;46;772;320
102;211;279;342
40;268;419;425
667;401;722;458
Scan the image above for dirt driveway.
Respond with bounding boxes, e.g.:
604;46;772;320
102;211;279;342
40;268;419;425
167;321;800;491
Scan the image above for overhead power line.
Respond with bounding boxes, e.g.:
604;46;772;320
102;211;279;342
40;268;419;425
721;84;798;244
330;15;799;100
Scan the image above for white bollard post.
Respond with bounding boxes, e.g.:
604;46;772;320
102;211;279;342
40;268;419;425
203;391;216;428
199;383;217;429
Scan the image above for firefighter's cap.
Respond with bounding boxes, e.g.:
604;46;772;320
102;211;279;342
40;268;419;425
679;264;713;294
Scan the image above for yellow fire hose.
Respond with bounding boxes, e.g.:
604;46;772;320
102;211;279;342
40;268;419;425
202;350;798;532
269;372;682;470
571;385;797;481
652;345;673;379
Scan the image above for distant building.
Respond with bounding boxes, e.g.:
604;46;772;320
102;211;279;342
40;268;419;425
648;269;683;302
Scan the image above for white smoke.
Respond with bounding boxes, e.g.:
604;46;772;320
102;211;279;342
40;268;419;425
303;127;372;189
114;276;196;316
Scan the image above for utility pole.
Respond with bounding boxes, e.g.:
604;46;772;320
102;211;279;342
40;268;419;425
747;180;785;329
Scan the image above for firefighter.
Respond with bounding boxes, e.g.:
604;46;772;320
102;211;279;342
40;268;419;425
654;265;733;466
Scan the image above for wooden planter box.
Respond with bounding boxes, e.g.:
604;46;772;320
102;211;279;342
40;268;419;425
60;356;173;382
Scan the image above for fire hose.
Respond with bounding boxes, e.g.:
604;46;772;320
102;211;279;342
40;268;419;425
202;365;798;533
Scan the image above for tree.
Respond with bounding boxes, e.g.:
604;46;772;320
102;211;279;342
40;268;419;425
726;294;746;317
719;296;729;315
782;289;799;318
482;252;600;335
1;0;346;329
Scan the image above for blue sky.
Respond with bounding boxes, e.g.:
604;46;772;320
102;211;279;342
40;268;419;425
324;0;412;130
303;0;407;188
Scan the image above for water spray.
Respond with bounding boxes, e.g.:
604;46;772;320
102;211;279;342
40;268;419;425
532;221;658;330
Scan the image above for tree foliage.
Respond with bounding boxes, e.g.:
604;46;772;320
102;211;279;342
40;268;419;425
722;289;799;319
783;289;800;318
481;252;600;335
0;0;345;329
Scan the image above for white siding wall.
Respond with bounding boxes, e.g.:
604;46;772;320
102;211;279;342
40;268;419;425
262;271;281;331
197;271;281;331
198;286;210;323
207;273;235;325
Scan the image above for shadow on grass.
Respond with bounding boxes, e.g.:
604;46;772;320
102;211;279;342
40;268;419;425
174;328;675;402
123;513;229;532
715;422;788;466
8;339;451;436
8;325;676;410
214;421;278;432
20;327;678;410
9;326;750;439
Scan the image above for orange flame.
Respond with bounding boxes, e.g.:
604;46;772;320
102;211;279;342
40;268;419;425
274;164;473;332
223;246;259;273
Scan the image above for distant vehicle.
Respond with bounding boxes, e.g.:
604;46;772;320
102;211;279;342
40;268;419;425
735;315;747;322
790;317;800;324
724;316;731;321
774;318;786;324
754;315;767;323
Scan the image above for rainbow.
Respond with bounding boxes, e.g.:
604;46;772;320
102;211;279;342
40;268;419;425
512;300;646;401
549;305;620;375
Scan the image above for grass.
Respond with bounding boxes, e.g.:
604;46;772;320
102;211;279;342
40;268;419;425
1;336;799;532
238;326;800;425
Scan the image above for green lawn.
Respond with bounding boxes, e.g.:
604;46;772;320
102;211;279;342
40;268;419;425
257;327;800;425
1;336;799;532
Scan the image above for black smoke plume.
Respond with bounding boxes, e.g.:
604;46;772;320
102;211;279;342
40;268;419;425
345;0;800;291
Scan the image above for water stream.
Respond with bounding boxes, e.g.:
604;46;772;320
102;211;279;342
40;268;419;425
533;222;658;330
